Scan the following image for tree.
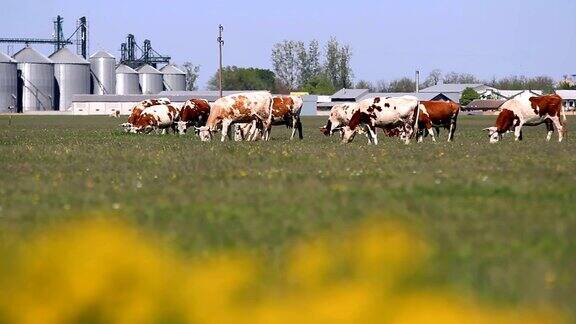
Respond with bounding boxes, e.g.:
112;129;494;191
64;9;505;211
355;80;375;91
271;40;300;90
338;45;354;89
422;69;442;88
443;72;480;84
558;81;576;90
460;87;480;106
374;80;389;92
207;66;276;91
488;75;556;93
325;37;341;88
182;62;200;91
388;77;416;92
301;73;336;95
296;40;322;88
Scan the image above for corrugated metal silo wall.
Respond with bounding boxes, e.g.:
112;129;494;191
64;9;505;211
163;74;186;91
0;62;17;113
18;62;54;111
139;74;163;94
54;64;90;111
116;74;141;95
90;57;116;95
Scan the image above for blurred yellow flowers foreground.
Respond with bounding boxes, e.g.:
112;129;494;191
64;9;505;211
0;217;563;324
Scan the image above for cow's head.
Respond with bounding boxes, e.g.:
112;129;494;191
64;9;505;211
483;127;501;143
176;121;188;135
120;123;132;133
195;126;213;141
341;126;357;143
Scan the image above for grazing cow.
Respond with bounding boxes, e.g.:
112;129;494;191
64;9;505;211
342;96;420;145
320;103;360;139
196;92;273;142
121;98;172;131
176;99;211;135
130;104;180;134
417;101;460;142
271;95;304;140
483;93;566;143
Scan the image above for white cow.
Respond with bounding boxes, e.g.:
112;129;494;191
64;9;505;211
196;92;273;142
320;103;360;139
342;96;420;145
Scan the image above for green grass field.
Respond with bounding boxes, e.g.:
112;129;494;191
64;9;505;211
1;115;575;314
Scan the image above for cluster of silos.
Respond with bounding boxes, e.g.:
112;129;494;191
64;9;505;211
116;64;140;95
160;64;186;91
0;52;17;113
50;47;90;111
137;65;163;94
12;47;55;112
90;51;116;95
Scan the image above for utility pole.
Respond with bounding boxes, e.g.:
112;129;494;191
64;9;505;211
217;24;224;98
415;70;420;93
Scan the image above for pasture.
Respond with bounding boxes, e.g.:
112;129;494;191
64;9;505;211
0;115;575;315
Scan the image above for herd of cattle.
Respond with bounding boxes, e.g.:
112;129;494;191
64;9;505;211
119;91;567;143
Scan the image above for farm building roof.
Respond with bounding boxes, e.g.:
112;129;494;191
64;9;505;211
331;88;370;101
463;99;505;111
49;47;89;65
420;84;493;93
0;52;16;63
159;64;186;75
12;47;53;64
555;90;576;100
90;50;115;59
115;64;138;74
360;92;453;102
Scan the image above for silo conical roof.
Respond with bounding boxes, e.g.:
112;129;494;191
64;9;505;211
0;52;16;63
136;64;162;74
116;64;138;74
12;47;53;64
90;50;115;59
49;47;89;64
160;64;186;75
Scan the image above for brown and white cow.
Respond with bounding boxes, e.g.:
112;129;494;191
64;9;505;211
176;98;211;135
417;101;460;142
320;103;360;139
483;92;566;143
130;104;180;134
271;95;304;140
196;92;273;142
342;96;420;145
121;98;172;131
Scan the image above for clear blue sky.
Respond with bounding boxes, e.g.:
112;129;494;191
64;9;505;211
3;0;575;89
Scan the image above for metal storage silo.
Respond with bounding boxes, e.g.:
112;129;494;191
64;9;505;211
49;48;90;111
0;52;17;113
160;64;186;91
115;64;140;95
89;50;116;95
137;65;163;94
12;47;54;112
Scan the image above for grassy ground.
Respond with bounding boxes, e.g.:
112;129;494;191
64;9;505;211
0;115;575;314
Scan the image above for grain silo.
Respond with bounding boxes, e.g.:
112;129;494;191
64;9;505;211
12;47;54;112
137;65;163;94
160;64;186;91
0;52;17;113
115;64;140;95
89;50;116;95
49;48;90;111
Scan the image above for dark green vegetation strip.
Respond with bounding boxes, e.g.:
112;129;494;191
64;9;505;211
0;115;575;312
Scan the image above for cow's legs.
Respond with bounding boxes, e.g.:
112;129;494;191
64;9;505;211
549;116;564;142
221;120;233;142
545;120;554;142
296;117;304;140
448;119;457;142
514;123;524;141
249;120;260;141
366;125;378;145
290;118;297;140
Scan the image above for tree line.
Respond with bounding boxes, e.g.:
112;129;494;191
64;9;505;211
185;41;575;94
